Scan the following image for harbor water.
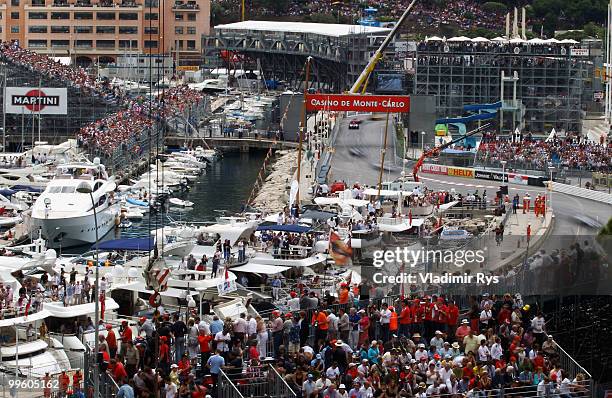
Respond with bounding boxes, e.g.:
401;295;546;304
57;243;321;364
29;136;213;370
63;151;267;254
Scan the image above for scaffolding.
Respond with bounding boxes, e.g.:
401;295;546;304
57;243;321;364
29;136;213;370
408;41;600;134
0;59;119;149
202;26;390;91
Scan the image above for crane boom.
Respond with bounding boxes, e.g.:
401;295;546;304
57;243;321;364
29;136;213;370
412;123;492;182
349;0;418;94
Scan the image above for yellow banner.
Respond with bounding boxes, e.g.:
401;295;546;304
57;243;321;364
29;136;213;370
177;65;199;71
447;166;474;178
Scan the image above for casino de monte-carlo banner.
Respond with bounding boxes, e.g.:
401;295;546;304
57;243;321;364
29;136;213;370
4;87;68;115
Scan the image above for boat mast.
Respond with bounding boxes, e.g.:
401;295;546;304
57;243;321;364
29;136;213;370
296;57;311;208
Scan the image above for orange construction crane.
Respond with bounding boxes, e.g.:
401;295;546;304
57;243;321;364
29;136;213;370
413;123;491;182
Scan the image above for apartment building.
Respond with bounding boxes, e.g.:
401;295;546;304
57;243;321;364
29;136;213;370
0;0;210;65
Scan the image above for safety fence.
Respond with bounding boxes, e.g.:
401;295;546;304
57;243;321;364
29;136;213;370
217;364;296;398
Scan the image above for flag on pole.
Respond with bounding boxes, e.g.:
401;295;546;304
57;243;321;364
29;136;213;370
329;231;353;266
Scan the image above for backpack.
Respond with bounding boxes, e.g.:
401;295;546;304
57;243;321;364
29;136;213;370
289;323;300;343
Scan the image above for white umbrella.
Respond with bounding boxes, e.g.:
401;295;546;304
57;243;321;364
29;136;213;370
527;38;547;45
491;37;508;42
560;38;579;44
471;37;491;43
447;36;471;42
425;36;444;42
509;37;526;44
545;38;561;43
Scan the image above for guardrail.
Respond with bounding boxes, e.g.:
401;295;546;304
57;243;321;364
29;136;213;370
218;369;245;398
552;182;612;205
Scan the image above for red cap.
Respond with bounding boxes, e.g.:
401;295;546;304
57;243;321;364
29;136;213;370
139;317;147;323
290;291;297;298
434;354;440;360
285;313;293;318
105;324;112;330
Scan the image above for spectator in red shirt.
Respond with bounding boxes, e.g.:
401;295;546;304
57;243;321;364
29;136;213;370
110;358;128;385
398;300;412;337
197;331;213;370
106;324;118;359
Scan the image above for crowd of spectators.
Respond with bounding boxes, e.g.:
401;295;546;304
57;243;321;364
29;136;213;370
1;41;206;157
245;0;509;32
476;133;611;171
59;288;589;398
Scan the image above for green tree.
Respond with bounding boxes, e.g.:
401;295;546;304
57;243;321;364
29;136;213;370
482;2;508;14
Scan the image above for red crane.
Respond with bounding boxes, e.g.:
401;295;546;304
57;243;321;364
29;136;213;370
412;123;492;182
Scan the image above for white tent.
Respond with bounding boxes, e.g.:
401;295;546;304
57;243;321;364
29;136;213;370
509;37;526;44
545;38;561;43
471;37;491;43
527;38;547;45
425;36;444;42
560;39;579;44
545;128;557;142
492;37;508;42
447;36;471;42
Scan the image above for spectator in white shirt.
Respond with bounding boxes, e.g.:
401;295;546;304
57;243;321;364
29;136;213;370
491;337;503;360
477;340;490;362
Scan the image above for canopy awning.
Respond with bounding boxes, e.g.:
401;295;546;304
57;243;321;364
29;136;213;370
362;188;414;197
44;298;119;318
256;224;311;233
231;264;290;275
314;197;341;206
95;237;154;252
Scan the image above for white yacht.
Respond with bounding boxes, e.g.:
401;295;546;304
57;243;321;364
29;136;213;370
30;159;119;248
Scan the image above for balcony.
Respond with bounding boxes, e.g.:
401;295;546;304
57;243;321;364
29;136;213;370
172;1;198;10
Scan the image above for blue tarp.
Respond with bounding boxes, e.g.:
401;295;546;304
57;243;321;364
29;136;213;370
10;185;44;193
435;111;497;124
0;188;16;197
256;225;311;234
94;237;154;251
463;101;502;112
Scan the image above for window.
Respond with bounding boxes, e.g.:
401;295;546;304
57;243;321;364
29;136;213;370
186;40;195;50
75;40;93;48
96;12;115;20
51;12;70;19
29;12;48;19
119;12;137;20
119;26;137;34
96;26;115;33
144;12;157;20
144;0;158;7
74;12;93;19
29;25;48;33
174;13;183;20
96;40;115;48
74;25;92;33
10;12;19;19
11;26;19;33
31;0;45;4
29;39;47;48
144;40;158;48
175;26;183;34
51;25;70;33
11;0;19;6
118;39;138;48
187;26;196;35
50;39;69;47
187;13;195;21
144;26;158;34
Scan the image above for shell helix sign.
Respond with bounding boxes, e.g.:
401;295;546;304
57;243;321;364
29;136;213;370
4;87;68;115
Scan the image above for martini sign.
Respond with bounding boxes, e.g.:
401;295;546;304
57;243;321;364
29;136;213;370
5;87;68;115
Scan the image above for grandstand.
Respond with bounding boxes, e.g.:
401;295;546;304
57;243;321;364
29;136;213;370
404;38;604;134
0;58;120;149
